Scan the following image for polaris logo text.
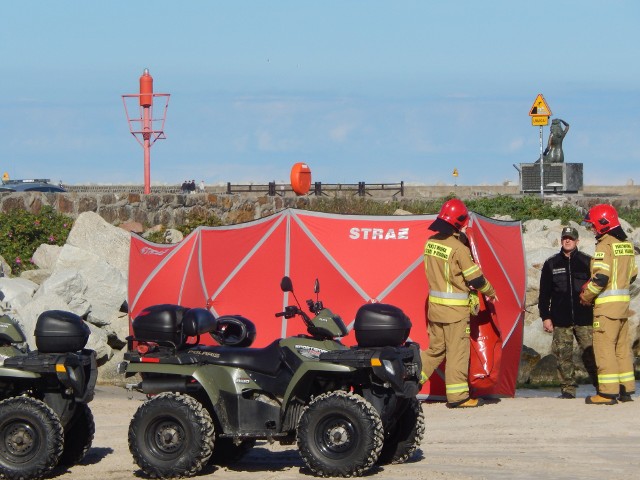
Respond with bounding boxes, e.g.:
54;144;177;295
349;227;409;240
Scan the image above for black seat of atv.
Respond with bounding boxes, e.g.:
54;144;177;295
184;340;284;376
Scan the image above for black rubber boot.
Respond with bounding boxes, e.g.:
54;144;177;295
558;391;575;399
619;386;635;403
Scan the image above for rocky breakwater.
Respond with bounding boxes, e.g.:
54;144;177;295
0;211;639;389
0;212;129;383
519;218;640;387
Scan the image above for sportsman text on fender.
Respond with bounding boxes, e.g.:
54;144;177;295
349;227;409;240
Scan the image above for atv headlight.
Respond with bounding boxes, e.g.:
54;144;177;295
382;359;397;378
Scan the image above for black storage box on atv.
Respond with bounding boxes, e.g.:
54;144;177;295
354;303;411;347
35;310;90;353
132;304;189;345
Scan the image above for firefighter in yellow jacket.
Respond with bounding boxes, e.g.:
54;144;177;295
421;199;496;408
581;204;637;405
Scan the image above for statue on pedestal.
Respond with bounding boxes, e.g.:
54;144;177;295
542;118;570;163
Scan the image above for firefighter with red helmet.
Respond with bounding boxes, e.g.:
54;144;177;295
581;204;638;405
421;198;496;408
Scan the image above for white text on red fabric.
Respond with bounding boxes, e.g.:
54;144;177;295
140;247;171;256
348;227;409;240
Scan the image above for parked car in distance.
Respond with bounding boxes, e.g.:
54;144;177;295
0;179;66;193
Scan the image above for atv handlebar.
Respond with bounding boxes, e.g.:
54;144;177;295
276;305;313;326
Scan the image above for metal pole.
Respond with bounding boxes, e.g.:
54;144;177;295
143;106;151;194
539;125;544;198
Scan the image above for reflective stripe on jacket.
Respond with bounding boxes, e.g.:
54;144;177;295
581;235;637;319
424;232;494;323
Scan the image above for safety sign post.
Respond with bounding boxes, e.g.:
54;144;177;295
529;94;552;197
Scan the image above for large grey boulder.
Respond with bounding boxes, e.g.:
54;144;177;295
53;245;127;325
19;269;52;285
517;345;541;385
97;348;128;385
0;254;12;277
33;269;89;317
164;229;184;244
0;277;38;310
32;244;62;270
3;211;131;355
66;211;130;276
86;323;112;365
528;354;559;385
101;311;130;350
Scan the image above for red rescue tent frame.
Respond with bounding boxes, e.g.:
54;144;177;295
128;208;526;398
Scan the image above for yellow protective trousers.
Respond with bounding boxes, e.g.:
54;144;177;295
420;318;470;403
592;315;636;397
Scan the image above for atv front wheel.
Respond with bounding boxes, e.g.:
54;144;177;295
128;392;214;478
59;403;95;466
297;390;384;477
0;396;64;480
377;397;425;464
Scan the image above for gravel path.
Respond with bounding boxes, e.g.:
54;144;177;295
53;385;639;480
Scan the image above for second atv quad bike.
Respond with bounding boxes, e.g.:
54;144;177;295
119;276;424;478
0;310;97;480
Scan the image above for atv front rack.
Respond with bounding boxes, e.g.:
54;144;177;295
319;343;422;397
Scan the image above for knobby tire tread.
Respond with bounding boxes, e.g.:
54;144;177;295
297;390;384;477
128;392;214;478
377;397;425;464
0;396;64;480
59;403;95;466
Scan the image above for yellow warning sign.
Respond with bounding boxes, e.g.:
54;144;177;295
529;94;552;117
532;116;548;126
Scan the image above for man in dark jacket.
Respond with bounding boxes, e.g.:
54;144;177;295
538;226;597;398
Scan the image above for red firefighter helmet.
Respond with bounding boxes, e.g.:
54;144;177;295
584;204;620;235
438;198;469;230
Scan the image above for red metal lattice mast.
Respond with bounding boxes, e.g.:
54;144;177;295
122;69;170;194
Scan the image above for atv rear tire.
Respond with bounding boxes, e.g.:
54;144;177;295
0;396;64;480
128;392;214;478
377;397;425;464
297;390;383;477
208;437;256;465
59;403;95;466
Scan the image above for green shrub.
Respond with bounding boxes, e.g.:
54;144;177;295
145;229;167;244
617;206;640;229
0;206;73;274
142;209;225;244
175;209;223;237
302;195;585;224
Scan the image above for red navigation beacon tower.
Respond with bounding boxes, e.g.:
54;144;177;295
122;69;170;194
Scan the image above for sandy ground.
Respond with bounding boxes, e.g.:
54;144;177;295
51;385;640;480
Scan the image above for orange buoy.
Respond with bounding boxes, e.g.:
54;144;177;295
290;162;311;195
139;68;153;107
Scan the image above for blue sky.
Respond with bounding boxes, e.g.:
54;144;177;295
1;1;639;186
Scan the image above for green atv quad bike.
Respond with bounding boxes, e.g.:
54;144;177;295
0;311;97;480
119;276;424;478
